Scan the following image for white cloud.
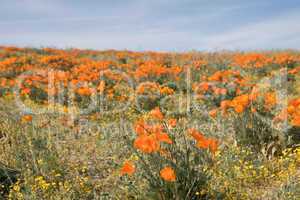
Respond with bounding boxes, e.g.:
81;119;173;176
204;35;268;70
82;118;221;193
0;1;299;51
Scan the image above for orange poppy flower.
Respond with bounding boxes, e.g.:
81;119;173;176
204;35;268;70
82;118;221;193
160;86;174;95
155;133;173;144
149;107;164;120
21;88;31;95
291;115;300;127
77;87;92;96
290;98;300;107
21;115;33;123
199;82;210;91
0;79;6;87
209;109;218;118
220;100;230;111
134;120;148;136
207;138;218;154
196;139;210;149
197;138;218;153
287;105;296;115
160;167;176;182
120;161;135;176
134;135;160;153
168;118;177;127
188;128;205;142
234;105;245;113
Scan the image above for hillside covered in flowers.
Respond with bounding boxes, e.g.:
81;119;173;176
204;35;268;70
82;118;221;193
0;46;299;199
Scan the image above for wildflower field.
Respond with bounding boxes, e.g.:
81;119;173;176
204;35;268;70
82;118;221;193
0;46;299;199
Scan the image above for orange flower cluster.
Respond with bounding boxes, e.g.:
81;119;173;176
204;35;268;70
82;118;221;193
39;55;78;70
232;53;272;68
0;78;15;88
288;66;300;74
193;69;248;103
160;86;174;95
227;94;251;113
134;61;181;80
264;92;277;109
134;134;161;153
287;98;300;126
149;107;164;120
207;70;241;82
0;56;33;76
0;57;18;73
188;128;218;154
134;114;173;154
160;166;176;182
136;82;160;95
76;86;93;96
137;82;175;97
273;53;297;66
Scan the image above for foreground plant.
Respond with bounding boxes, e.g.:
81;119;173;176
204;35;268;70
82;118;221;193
121;107;219;199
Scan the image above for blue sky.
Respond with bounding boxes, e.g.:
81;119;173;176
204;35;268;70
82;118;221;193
0;0;300;51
